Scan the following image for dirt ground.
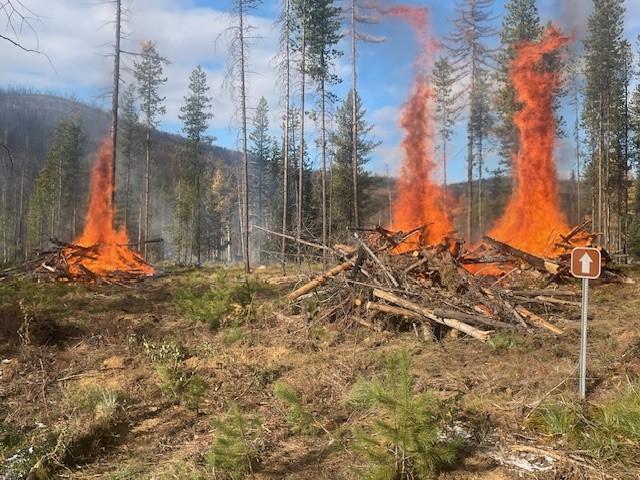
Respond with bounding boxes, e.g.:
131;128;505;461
1;266;640;479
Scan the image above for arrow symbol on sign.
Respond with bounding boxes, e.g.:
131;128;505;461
580;253;592;274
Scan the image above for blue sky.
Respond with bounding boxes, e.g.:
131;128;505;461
1;0;639;183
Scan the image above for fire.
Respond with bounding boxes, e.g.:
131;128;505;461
489;27;570;257
66;138;154;278
386;6;453;248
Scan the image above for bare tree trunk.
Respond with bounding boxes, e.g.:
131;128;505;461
351;0;359;229
597;93;604;245
57;153;62;235
137;188;143;251
111;0;121;211
143;125;151;257
239;0;250;274
124;150;130;229
16;166;24;257
386;165;393;228
478;139;483;234
574;86;581;222
196;144;202;264
281;0;290;275
297;10;306;269
466;126;474;241
320;77;327;269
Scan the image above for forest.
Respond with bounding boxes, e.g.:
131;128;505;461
0;0;637;269
2;0;640;479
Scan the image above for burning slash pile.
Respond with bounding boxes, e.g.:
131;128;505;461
27;140;154;284
280;26;632;342
282;225;627;343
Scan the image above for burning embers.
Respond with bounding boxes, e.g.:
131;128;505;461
35;138;154;283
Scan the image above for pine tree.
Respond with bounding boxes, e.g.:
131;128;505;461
347;351;462;479
178;66;213;265
347;0;384;229
133;41;167;257
291;0;309;267
582;0;627;250
278;0;292;272
118;83;141;236
305;0;343;267
26;118;83;250
447;0;496;241
330;89;379;237
249;96;270;263
432;56;459;193
471;69;494;233
494;0;542;171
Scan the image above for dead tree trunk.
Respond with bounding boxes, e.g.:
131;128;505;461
297;9;306;269
351;0;359;229
281;0;290;275
111;0;121;211
239;0;250;274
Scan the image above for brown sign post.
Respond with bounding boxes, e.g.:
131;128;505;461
570;247;602;399
570;247;601;279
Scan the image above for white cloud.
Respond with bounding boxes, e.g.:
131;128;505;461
0;0;282;142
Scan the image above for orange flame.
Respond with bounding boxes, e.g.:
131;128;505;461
386;6;453;247
67;138;154;278
489;26;570;256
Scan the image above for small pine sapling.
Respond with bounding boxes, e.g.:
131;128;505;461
207;404;261;479
347;350;462;479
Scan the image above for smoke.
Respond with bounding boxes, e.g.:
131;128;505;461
554;0;592;43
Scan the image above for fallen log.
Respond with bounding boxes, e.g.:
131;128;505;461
515;305;563;335
509;289;578;297
288;259;355;301
372;288;491;342
432;308;517;331
483;236;560;274
366;301;422;320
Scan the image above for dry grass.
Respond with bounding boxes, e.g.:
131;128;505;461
1;267;640;479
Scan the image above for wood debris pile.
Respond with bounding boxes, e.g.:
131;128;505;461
2;239;155;285
282;223;628;342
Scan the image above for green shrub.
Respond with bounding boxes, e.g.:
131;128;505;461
347;351;462;479
174;273;273;330
273;382;320;435
144;339;206;411
207;404;261;479
487;332;520;351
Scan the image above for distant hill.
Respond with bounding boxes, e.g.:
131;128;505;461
0;88;240;168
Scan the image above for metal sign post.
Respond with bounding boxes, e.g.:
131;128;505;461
579;277;589;399
570;247;601;400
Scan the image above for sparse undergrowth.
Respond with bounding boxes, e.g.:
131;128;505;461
529;380;640;463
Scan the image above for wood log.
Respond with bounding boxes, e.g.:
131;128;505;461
354;233;399;287
432;308;517;330
509;289;578;297
483;236;560;274
366;301;422;320
287;260;354;301
372;289;491;342
515;305;563;335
